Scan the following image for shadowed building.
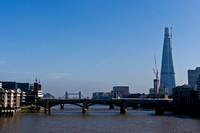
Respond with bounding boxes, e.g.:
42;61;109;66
188;67;200;87
160;27;176;95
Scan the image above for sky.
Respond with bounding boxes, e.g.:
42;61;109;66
0;0;200;98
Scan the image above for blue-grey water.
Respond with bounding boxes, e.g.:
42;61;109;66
0;105;200;133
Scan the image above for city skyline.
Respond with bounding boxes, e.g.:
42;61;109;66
1;1;200;97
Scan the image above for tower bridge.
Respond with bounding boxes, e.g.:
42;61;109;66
23;98;173;115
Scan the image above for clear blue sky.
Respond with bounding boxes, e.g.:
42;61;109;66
0;0;200;97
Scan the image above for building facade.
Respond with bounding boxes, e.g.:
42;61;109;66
172;85;200;104
188;67;200;87
34;79;43;99
112;86;129;98
0;88;22;108
92;92;112;100
160;27;176;95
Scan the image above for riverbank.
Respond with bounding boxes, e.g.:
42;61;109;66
0;108;21;117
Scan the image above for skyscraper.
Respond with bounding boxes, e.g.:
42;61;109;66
160;27;176;95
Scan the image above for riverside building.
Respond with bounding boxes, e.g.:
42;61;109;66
188;67;200;87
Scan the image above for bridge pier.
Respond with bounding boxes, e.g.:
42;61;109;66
60;104;64;110
44;99;51;114
120;100;127;114
82;99;88;113
109;104;114;109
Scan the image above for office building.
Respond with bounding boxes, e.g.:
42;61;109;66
92;92;112;100
0;81;33;91
172;85;200;104
149;88;154;94
160;27;176;95
112;86;129;98
188;67;200;87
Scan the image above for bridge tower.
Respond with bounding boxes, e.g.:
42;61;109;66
65;91;68;99
79;91;81;99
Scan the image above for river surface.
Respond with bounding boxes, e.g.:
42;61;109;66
0;105;200;133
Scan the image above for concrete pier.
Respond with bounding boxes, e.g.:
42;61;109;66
109;104;114;109
60;104;64;110
0;108;21;117
44;99;51;114
82;100;88;113
120;100;127;114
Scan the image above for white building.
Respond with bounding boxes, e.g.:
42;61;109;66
0;88;21;108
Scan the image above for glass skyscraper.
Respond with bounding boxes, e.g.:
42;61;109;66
160;27;176;95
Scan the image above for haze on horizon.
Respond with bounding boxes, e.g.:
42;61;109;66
0;0;200;97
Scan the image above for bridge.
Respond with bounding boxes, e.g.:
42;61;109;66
24;98;173;115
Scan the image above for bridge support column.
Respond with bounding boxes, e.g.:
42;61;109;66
120;100;127;114
109;104;114;109
44;99;51;114
60;104;64;110
82;99;87;113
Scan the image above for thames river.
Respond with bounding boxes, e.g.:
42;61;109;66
0;105;200;133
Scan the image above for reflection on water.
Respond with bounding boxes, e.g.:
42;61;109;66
0;105;200;133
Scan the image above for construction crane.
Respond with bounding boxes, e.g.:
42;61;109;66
153;55;159;80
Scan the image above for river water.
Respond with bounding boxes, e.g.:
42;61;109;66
0;105;200;133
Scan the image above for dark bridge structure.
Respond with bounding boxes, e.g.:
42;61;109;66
24;98;173;115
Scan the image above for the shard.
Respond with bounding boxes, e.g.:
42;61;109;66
160;27;175;95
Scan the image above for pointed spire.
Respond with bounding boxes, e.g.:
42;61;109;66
164;27;169;37
35;76;37;83
160;27;176;95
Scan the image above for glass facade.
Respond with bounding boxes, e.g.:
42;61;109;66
160;27;176;95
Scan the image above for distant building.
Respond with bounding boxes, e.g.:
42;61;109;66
0;79;43;102
160;27;176;95
126;93;147;98
17;83;30;91
0;81;17;90
197;75;200;91
92;92;111;100
34;79;43;99
172;85;200;104
43;93;55;99
0;81;33;92
149;88;154;94
112;86;129;98
149;79;160;95
188;67;200;87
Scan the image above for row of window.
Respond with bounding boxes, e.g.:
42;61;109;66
1;96;17;98
1;104;17;107
2;100;17;102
